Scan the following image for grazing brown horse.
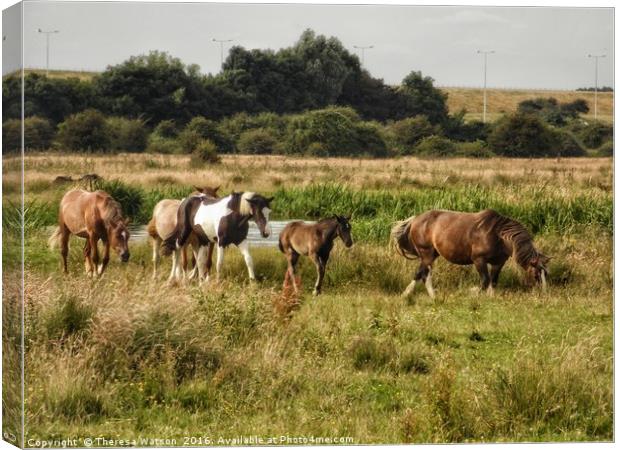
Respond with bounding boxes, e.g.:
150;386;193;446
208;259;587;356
391;209;550;297
147;186;219;280
49;189;130;276
279;215;353;296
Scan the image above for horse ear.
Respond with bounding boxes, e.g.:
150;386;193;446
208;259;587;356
194;186;204;193
214;185;220;194
266;196;274;204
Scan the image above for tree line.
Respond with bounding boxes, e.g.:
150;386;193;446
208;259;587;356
2;30;613;159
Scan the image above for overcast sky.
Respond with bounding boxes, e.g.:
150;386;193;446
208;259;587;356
2;2;614;89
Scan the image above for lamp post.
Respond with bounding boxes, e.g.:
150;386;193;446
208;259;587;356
212;38;233;68
37;28;60;75
477;50;495;123
587;53;606;120
353;45;374;66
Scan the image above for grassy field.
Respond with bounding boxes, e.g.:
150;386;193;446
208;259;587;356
442;87;614;123
2;153;613;445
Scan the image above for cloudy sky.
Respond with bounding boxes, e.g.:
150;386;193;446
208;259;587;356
3;2;614;89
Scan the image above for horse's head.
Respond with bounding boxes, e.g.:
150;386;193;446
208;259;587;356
194;185;220;198
335;215;353;248
110;219;131;262
526;253;551;290
245;194;274;238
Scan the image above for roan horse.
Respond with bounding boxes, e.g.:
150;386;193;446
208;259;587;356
278;215;353;296
391;209;550;297
148;186;220;281
49;189;131;276
162;191;273;283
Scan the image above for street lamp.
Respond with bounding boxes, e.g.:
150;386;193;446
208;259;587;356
37;28;60;75
587;53;606;120
212;38;233;68
353;45;374;66
477;49;495;123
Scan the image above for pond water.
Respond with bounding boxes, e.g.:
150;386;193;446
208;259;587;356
129;220;299;248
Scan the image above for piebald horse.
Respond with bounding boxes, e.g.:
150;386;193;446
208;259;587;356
391;209;550;297
162;192;273;283
49;189;130;276
278;215;353;295
148;186;219;281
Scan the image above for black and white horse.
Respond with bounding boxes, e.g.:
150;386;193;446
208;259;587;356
162;192;273;283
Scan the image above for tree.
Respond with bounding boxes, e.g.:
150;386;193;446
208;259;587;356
56;109;112;152
487;113;556;157
399;71;449;124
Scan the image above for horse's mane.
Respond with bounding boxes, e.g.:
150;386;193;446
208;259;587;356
475;209;537;268
228;192;255;216
101;196;125;228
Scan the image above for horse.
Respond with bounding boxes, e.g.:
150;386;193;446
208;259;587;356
162;191;273;283
49;189;131;276
278;215;353;296
391;209;550;297
147;186;219;281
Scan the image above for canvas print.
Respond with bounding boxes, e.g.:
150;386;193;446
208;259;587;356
1;1;614;447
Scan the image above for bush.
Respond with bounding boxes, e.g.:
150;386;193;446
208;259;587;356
189;139;221;168
354;121;389;157
596;140;613;157
153;120;179;138
179;117;233;154
571;121;613;149
3;116;55;152
455;140;495;158
107;117;148;152
442;111;490;142
56;109;112;152
146;135;182;154
237;129;278;154
550;129;586;157
413;135;457;157
388;115;439;154
219;112;288;144
487;113;556;157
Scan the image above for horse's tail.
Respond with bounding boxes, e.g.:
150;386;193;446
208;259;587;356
48;226;62;250
390;216;418;260
161;197;195;256
146;216;158;240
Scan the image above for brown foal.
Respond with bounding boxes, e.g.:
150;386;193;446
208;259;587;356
50;189;130;276
279;215;353;296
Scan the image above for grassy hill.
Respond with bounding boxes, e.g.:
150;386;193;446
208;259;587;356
442;87;613;123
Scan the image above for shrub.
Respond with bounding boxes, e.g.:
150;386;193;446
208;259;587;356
2;119;21;152
388;115;439;154
455;140;495;158
487;113;556;157
179;117;233;154
56;109;112;152
146;135;182;154
153;119;179;138
413;135;457;157
354;121;389;157
573;121;613;149
3;116;55;152
189;139;221;168
237;129;278;154
596;140;613;157
219;112;288;144
550;129;586;157
306;142;329;157
442;111;490;142
107;117;148;152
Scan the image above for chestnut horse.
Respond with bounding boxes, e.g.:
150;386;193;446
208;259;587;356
391;209;550;297
49;189;130;276
147;186;219;281
278;215;353;296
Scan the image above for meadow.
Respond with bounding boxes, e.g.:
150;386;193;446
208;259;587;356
2;153;613;445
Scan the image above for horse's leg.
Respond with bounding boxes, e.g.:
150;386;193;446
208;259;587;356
83;240;93;275
414;262;435;298
489;259;507;295
60;225;70;274
168;248;179;283
152;237;161;279
473;257;491;293
97;239;110;276
285;251;299;293
311;253;326;296
216;244;225;281
88;234;100;278
204;242;215;282
237;240;256;281
181;245;188;278
196;245;209;283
